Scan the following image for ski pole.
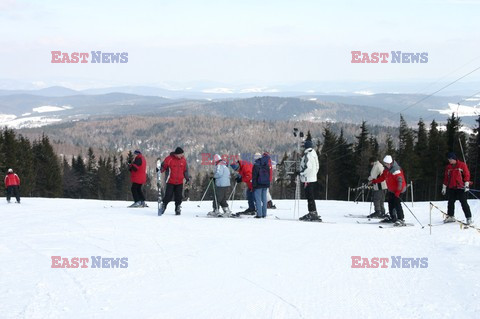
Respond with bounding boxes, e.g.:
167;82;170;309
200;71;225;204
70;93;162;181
197;178;214;208
228;182;237;201
400;199;424;228
467;188;480;193
228;182;238;209
212;179;219;211
468;189;480;200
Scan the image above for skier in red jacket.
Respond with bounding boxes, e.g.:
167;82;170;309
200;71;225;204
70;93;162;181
371;155;407;226
158;147;190;215
442;152;472;225
128;150;147;208
231;159;256;215
5;168;21;203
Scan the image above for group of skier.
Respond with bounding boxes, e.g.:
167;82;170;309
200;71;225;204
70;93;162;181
366;152;473;226
127;142;474;225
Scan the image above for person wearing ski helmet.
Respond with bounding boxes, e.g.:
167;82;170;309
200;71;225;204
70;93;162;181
442;152;473;225
370;155;407;226
299;140;321;222
5;168;21;203
128;150;147;208
159;147;190;215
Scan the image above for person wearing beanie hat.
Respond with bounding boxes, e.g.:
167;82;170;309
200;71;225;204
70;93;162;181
442;152;473;224
128;150;147;208
4;168;21;203
158;146;190;215
299;139;321;222
304;140;314;150
367;157;387;219
207;154;232;217
370;155;407;226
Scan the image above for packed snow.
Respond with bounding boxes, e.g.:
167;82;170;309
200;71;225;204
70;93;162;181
1;198;479;319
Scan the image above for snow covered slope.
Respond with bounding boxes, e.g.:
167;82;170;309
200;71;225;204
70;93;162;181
1;198;479;319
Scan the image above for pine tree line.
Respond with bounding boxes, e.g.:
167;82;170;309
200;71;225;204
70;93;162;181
4;113;480;203
273;114;476;202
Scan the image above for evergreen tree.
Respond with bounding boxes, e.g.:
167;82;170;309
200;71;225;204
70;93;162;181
32;135;62;197
318;126;338;199
353;121;372;186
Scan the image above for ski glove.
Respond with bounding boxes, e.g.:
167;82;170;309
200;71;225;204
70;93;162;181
441;184;446;196
394;191;401;198
464;182;469;193
235;175;242;183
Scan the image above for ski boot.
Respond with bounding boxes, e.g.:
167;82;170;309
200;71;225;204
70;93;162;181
141;201;148;208
175;205;181;215
393;219;406;227
129;201;142;208
378;211;388;219
158;203;166;216
267;200;277;209
221;206;232;218
240;208;256;215
367;211;380;219
299;211;322;222
207;209;221;217
444;216;456;223
379;215;394;223
466;218;473;225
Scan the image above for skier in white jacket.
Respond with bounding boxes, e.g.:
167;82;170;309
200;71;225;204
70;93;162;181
367;157;387;218
299;140;321;221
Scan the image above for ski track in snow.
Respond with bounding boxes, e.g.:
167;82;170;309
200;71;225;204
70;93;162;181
1;198;479;318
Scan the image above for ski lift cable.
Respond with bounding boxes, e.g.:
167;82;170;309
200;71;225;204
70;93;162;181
391;65;480;119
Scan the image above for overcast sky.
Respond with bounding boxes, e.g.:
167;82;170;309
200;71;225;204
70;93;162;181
1;0;480;90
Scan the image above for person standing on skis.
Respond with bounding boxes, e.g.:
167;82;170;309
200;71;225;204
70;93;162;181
5;168;21;203
367;157;387;219
252;152;271;218
128;150;147;208
230;159;256;215
158;147;190;215
207;154;232;217
370;155;407;226
299;140;321;221
442;152;473;225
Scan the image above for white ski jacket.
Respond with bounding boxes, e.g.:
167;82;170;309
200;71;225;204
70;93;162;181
368;160;387;190
300;148;319;183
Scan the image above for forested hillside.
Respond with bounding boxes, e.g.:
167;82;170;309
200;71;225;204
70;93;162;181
8;113;480;203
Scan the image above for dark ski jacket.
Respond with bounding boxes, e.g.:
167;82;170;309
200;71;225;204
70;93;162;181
252;154;271;189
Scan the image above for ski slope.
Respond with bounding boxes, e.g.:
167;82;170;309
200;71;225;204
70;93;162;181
1;198;479;319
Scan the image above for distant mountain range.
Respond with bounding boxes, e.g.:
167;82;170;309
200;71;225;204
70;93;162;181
0;85;478;129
